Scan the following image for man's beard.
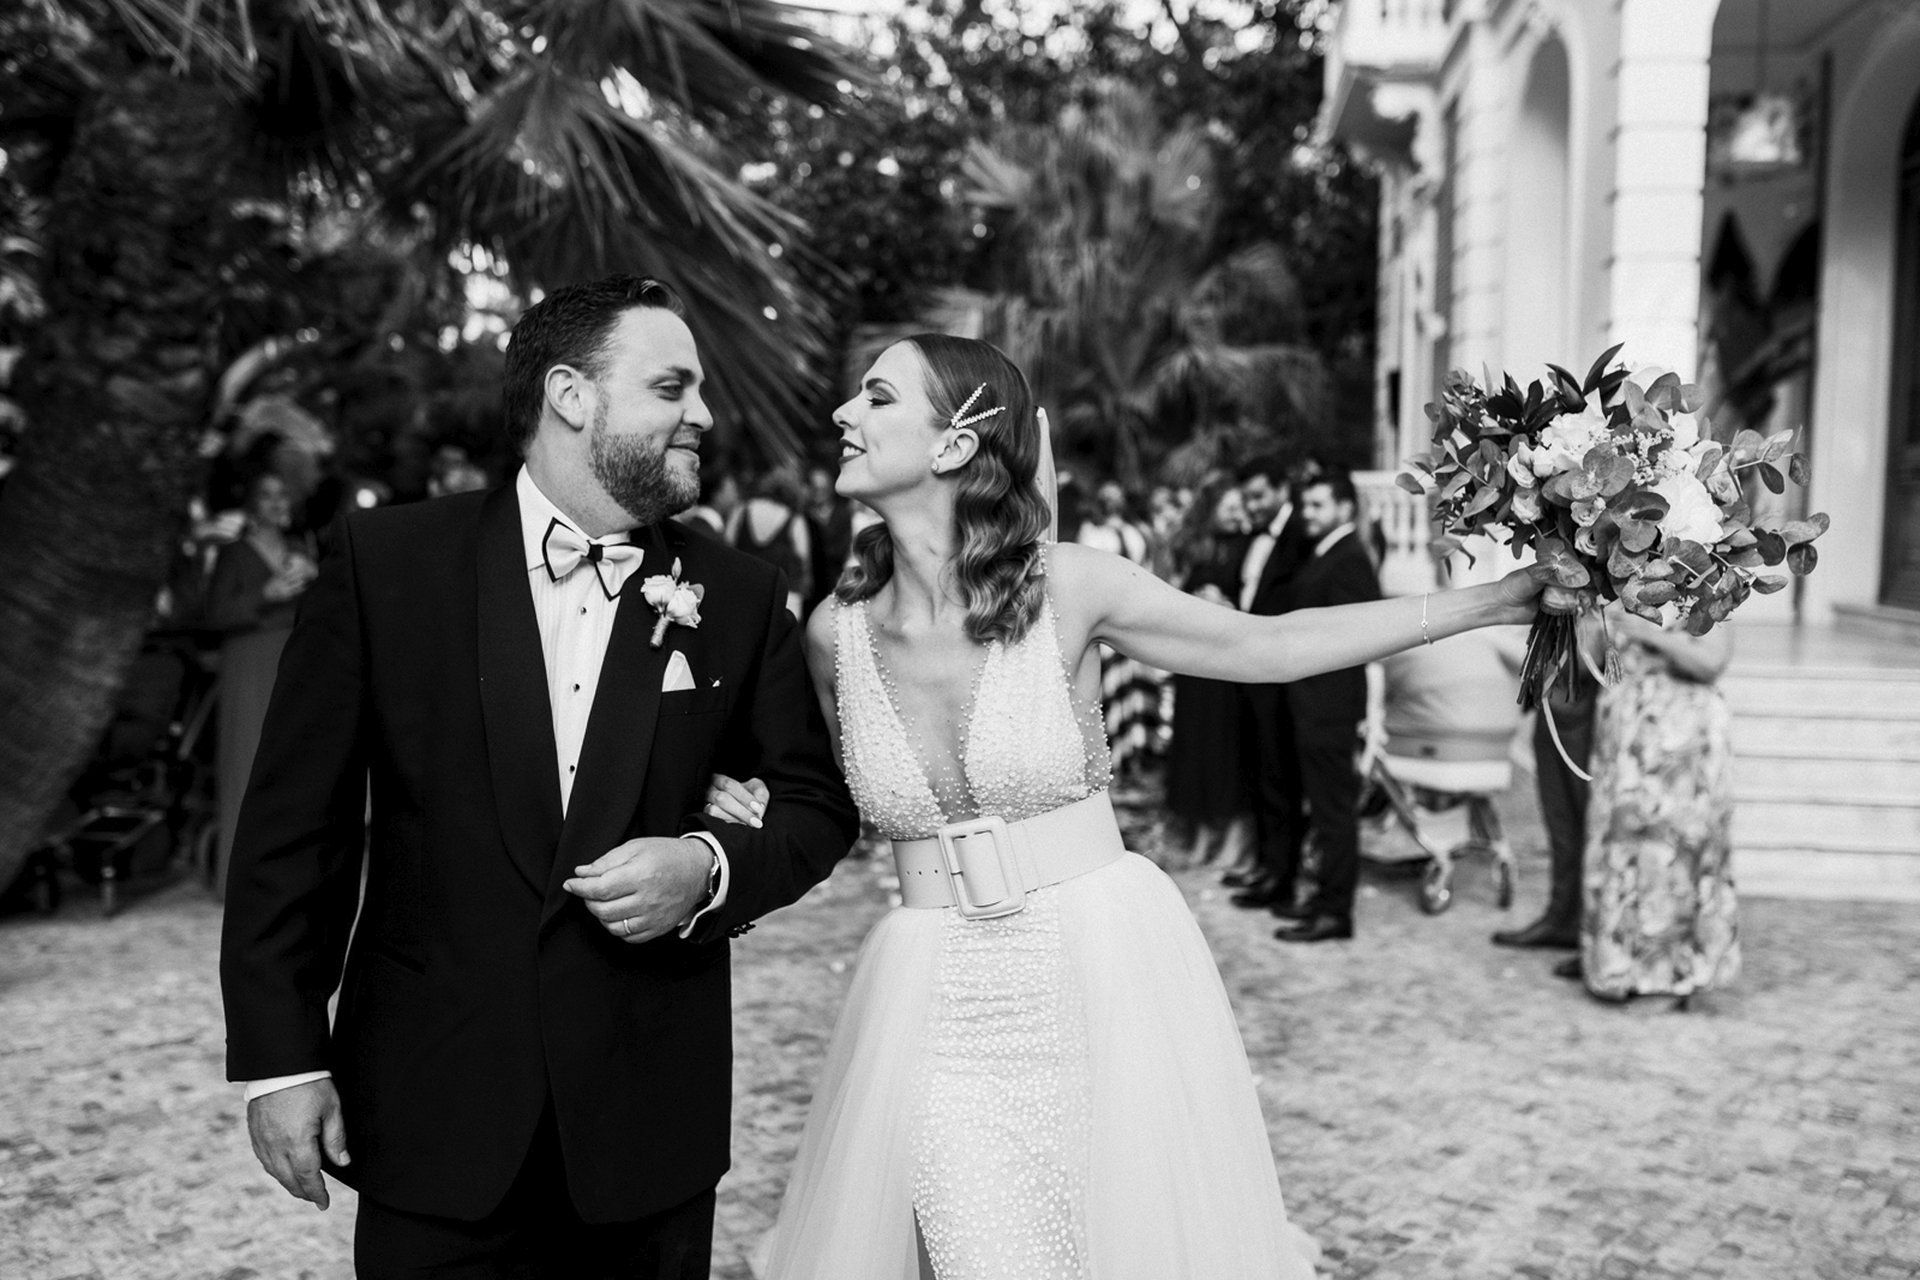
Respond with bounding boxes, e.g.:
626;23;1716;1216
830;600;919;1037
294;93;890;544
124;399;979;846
588;402;700;526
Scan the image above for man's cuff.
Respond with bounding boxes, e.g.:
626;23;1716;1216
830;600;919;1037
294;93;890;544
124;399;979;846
676;831;731;938
243;1070;331;1102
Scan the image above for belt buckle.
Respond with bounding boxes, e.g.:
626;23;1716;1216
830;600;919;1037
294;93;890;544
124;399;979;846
935;815;1025;919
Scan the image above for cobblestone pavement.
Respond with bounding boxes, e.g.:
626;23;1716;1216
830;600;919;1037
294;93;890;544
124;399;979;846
4;784;1918;1280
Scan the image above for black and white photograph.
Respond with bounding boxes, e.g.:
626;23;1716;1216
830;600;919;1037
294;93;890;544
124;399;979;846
0;1;1915;1277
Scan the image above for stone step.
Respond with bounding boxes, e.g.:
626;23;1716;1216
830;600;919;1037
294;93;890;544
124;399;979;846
1739;848;1920;902
1732;751;1920;794
1733;799;1920;853
1720;673;1920;717
1733;714;1920;754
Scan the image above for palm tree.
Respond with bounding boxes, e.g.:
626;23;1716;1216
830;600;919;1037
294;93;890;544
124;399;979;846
894;79;1327;486
0;0;863;890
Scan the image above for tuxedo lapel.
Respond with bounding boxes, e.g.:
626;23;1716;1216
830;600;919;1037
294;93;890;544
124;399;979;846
476;485;564;894
545;522;682;907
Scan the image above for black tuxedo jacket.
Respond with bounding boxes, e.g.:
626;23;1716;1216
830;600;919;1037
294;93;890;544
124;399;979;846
1243;509;1312;618
219;484;858;1223
1282;530;1382;727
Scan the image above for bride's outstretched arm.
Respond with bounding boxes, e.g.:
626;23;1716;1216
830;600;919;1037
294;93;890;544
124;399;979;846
1047;542;1570;685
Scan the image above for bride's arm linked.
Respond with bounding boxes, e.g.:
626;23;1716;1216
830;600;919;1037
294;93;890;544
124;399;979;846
705;601;841;829
1048;541;1570;685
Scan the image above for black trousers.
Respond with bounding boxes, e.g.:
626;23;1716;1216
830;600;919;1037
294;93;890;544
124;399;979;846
1243;685;1304;893
1293;723;1362;920
353;1107;715;1280
1533;687;1597;933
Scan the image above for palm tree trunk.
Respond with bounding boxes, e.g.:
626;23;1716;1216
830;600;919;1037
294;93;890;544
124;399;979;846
0;71;236;890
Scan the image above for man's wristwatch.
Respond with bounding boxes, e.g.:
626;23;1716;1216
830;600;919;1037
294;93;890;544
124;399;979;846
690;838;723;911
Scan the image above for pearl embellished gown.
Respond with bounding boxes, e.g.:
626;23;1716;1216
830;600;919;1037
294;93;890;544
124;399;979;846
757;594;1319;1280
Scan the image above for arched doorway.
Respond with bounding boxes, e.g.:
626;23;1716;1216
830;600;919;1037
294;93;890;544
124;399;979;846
1502;35;1572;375
1885;93;1920;608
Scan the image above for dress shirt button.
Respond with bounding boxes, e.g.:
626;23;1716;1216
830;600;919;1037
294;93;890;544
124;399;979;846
579;606;587;615
573;683;580;692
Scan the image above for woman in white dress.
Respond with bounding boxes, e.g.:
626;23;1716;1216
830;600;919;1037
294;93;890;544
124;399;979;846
709;335;1561;1280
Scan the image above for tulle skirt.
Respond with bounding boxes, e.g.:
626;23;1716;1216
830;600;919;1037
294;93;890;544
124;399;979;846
756;852;1319;1280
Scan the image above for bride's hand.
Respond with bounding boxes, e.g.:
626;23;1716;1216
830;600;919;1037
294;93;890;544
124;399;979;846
704;773;768;828
1492;565;1593;626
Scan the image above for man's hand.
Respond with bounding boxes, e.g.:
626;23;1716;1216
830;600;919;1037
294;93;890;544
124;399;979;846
562;837;711;943
247;1079;349;1210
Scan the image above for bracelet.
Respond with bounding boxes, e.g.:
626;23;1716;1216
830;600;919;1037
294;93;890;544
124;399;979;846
1420;592;1433;646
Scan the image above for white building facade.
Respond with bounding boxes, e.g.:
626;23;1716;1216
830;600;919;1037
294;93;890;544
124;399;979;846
1329;0;1920;634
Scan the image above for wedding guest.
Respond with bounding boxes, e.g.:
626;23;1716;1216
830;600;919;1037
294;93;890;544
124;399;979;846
1078;480;1161;783
1164;475;1253;866
802;462;853;612
1272;469;1380;944
1565;608;1738;1002
730;470;813;618
426;443;489;497
205;469;317;893
680;471;739;538
1228;455;1310;901
1493;615;1604;952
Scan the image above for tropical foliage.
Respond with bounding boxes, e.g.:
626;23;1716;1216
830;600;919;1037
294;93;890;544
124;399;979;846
0;0;861;886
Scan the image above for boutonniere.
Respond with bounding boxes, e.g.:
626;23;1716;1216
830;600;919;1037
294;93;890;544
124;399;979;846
640;558;704;649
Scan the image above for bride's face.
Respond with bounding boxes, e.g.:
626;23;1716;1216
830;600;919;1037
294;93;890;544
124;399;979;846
831;343;942;503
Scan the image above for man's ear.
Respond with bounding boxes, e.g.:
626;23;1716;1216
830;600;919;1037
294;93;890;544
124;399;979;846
545;365;593;433
932;428;980;474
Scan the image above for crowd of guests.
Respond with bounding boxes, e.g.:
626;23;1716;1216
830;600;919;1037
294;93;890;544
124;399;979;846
108;417;1736;1006
1080;456;1741;1004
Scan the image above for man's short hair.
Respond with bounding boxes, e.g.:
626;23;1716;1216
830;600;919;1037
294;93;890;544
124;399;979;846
1236;453;1287;487
501;275;684;455
1302;467;1357;508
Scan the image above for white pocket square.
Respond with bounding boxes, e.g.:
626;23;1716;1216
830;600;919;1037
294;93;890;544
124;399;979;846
661;650;697;693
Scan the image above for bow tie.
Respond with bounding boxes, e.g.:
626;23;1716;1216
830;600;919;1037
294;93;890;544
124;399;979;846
542;518;643;600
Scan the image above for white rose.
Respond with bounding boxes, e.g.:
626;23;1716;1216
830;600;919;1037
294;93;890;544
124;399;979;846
1533;407;1610;477
1507;442;1538;486
1666;410;1700;448
666;583;703;625
1512;487;1543;522
641;574;678;609
1650;473;1725;547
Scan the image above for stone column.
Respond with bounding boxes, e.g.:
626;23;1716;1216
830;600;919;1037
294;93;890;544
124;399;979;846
1603;0;1719;372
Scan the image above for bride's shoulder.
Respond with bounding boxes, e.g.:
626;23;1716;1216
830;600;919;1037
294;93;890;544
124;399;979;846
804;597;843;689
1040;541;1133;635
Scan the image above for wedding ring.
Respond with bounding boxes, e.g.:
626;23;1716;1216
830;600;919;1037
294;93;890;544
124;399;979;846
619;917;635;937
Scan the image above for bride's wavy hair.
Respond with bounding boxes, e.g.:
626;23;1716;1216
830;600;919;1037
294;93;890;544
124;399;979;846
835;334;1051;645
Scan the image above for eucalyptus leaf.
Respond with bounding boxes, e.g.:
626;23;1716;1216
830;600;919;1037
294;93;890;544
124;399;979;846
1759;463;1784;494
1787;543;1818;575
1395;471;1427;496
1751;575;1789;594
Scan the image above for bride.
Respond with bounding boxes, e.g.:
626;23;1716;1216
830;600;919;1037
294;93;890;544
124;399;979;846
707;334;1560;1279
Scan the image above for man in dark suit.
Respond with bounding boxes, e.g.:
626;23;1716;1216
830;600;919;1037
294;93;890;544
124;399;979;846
220;275;859;1278
1271;469;1381;944
1228;455;1314;909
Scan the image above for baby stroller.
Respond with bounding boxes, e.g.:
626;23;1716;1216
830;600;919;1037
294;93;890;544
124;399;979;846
1359;629;1523;915
25;627;220;916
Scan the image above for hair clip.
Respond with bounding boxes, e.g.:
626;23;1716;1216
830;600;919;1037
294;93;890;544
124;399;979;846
950;383;1006;432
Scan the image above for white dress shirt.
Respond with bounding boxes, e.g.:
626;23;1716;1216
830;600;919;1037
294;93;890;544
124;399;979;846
1239;503;1293;612
244;468;729;1102
1312;522;1356;560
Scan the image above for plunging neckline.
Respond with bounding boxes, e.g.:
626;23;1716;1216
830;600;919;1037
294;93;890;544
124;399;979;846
855;599;998;824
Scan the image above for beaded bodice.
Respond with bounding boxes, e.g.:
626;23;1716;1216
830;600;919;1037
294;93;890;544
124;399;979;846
834;594;1111;840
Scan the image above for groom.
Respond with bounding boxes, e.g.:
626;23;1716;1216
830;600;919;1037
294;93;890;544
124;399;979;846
220;275;858;1277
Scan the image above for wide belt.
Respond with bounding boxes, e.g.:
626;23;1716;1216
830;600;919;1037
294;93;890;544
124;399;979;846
891;791;1126;918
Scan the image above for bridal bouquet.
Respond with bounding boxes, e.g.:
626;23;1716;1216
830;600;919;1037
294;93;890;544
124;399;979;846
1398;344;1827;719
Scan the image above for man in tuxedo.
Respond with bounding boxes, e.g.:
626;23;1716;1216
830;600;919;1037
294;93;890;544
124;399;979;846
1271;469;1381;944
220;275;859;1278
1228;455;1313;909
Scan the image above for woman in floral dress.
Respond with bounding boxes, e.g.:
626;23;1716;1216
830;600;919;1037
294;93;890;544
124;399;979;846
1578;607;1739;1002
